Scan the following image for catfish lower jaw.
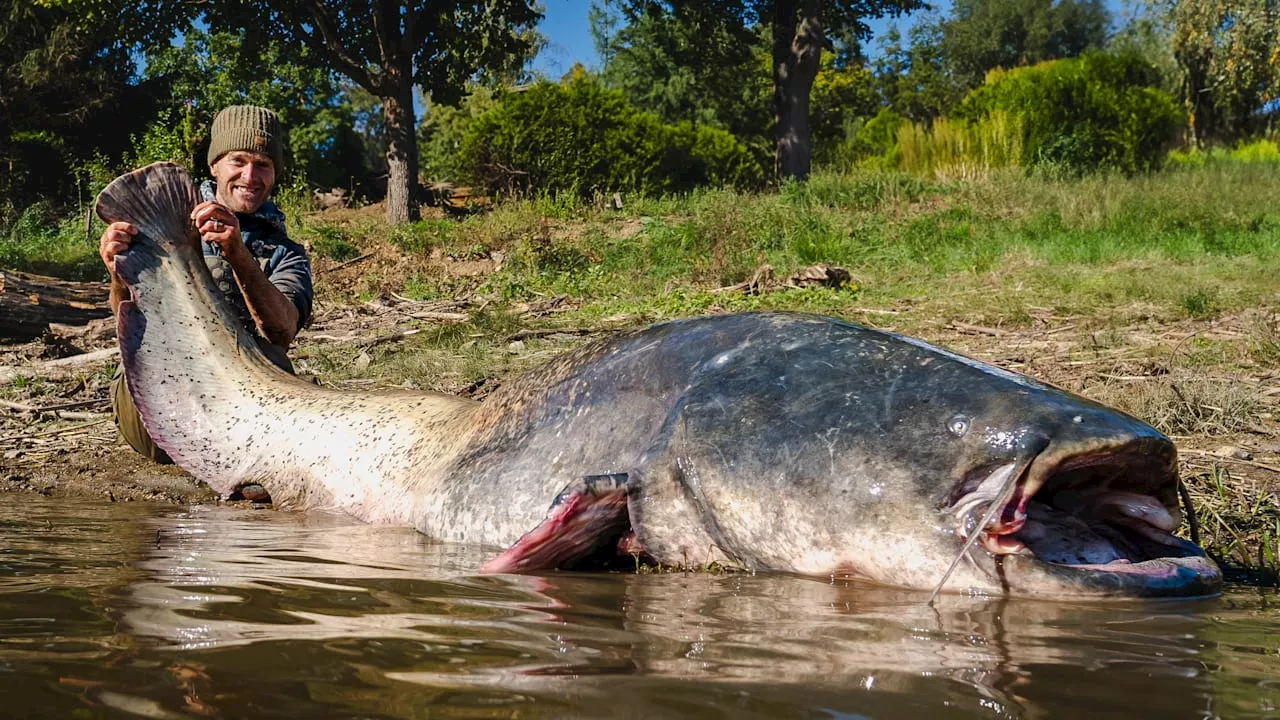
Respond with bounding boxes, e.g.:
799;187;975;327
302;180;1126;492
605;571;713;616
1001;554;1223;598
975;445;1222;597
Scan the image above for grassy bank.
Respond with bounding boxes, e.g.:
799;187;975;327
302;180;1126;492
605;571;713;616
297;163;1280;324
4;162;1279;580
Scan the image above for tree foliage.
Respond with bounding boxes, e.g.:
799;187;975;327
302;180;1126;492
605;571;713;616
592;3;773;147
1163;0;1280;144
877;0;1109;122
203;0;543;223
0;0;193;209
144;28;380;193
598;0;921;182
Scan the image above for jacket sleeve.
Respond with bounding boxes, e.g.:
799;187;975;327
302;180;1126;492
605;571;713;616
264;236;314;330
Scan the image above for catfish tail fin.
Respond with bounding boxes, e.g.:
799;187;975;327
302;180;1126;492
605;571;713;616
95;162;200;252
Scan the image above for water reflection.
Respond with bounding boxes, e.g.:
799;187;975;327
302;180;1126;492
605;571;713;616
3;497;1280;719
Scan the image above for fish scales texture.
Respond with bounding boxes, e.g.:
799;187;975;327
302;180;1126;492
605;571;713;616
95;163;1220;598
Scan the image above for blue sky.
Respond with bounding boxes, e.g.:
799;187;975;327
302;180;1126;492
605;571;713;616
531;1;602;77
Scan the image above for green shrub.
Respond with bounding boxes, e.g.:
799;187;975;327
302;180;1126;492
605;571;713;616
956;51;1182;175
457;77;765;198
823;108;906;170
0;202;103;280
1231;139;1280;163
418;87;499;183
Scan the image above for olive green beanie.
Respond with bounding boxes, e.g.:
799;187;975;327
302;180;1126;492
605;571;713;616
207;105;284;174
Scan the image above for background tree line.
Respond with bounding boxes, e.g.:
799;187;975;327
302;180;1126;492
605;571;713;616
3;0;1278;238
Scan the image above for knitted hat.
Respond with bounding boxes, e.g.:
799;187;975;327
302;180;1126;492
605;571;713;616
207;105;284;174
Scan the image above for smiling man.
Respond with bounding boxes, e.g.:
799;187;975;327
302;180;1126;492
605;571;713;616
99;105;313;465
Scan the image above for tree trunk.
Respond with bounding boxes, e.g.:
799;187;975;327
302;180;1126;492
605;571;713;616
0;270;110;341
772;0;823;182
381;68;421;224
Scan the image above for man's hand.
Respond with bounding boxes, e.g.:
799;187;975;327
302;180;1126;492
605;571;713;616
99;222;138;276
191;201;246;261
190;200;299;348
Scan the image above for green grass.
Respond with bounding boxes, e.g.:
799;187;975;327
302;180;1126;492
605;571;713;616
401;163;1280;329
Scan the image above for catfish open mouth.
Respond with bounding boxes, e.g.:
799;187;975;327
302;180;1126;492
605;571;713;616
965;446;1222;596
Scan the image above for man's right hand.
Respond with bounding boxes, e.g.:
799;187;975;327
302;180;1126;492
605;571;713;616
99;222;138;275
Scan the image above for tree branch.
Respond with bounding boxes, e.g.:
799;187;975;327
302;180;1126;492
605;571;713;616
302;0;380;91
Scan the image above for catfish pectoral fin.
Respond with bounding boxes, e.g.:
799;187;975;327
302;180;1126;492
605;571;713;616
480;474;633;573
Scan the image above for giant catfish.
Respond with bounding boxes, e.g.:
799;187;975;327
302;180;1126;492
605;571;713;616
94;163;1222;598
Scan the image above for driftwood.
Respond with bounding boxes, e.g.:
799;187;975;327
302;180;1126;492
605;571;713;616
0;270;111;340
0;347;119;386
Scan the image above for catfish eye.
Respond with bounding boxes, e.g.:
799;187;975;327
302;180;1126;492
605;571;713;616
947;415;970;437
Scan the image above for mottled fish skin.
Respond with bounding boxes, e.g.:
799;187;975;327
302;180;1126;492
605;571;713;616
96;163;1218;598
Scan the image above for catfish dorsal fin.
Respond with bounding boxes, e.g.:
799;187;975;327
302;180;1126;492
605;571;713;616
95;162;200;252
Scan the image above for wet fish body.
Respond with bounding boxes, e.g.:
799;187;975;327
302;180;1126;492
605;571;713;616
95;164;1221;598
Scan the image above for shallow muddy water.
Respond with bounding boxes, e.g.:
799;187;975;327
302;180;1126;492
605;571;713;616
2;496;1278;719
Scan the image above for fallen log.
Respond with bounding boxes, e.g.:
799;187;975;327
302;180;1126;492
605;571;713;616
0;347;119;386
0;270;111;340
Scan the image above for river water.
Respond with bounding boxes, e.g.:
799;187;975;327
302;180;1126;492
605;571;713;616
1;496;1277;719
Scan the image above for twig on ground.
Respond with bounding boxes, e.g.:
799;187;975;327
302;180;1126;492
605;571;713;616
318;252;375;274
1180;449;1280;475
0;418;109;443
948;321;1005;337
306;328;424;346
506;327;602;342
0;347;118;385
0;398;107;414
406;311;469;322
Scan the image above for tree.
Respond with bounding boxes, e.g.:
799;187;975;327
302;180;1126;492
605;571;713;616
939;0;1108;91
601;0;921;182
1163;0;1280;145
878;0;1109;122
144;29;379;194
592;3;773;152
205;1;542;223
874;22;956;121
1;1;194;210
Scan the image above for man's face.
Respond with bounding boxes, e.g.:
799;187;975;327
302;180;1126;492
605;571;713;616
210;150;276;214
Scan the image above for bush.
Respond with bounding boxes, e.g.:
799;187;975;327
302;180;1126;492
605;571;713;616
418;86;499;183
956;51;1182;175
457;77;765;198
823;108;906;170
0;202;103;280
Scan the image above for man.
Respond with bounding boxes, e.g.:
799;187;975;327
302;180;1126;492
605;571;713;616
99;105;313;464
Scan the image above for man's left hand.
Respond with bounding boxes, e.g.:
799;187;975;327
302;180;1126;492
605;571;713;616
192;201;246;260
